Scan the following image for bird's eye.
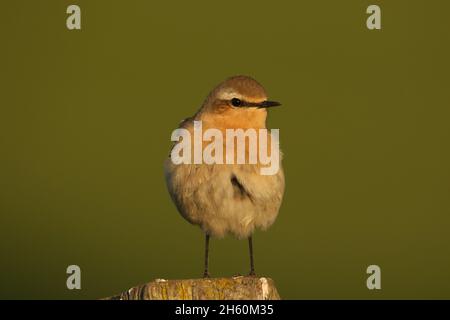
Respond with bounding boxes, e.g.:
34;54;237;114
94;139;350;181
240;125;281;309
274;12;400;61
231;98;242;107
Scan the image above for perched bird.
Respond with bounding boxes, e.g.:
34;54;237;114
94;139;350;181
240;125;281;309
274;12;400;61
164;75;285;277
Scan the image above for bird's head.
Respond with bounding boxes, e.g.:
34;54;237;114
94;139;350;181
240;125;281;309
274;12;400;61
197;75;281;129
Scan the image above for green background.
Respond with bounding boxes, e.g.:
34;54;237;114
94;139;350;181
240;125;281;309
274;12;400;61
1;0;449;299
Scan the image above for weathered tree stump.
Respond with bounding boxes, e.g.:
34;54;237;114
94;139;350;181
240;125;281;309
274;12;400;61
105;276;281;300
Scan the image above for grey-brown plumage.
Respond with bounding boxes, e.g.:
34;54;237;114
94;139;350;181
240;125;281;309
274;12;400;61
164;76;285;277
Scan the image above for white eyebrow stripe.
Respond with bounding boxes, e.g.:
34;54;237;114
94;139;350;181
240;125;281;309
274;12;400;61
218;91;242;100
217;89;267;103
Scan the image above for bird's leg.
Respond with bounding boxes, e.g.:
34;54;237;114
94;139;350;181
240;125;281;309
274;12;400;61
248;236;256;276
203;234;210;278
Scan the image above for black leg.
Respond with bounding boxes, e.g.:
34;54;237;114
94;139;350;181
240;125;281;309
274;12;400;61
248;236;256;276
203;234;210;278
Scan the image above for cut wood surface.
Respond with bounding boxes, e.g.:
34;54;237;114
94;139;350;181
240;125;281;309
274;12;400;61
105;276;281;300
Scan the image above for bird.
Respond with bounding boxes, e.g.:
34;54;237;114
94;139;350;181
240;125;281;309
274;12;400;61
164;75;285;277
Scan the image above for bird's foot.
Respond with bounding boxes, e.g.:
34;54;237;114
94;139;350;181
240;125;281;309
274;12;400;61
248;270;257;277
203;271;210;278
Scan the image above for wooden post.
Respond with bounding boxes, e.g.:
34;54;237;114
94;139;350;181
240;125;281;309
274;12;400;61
104;276;281;300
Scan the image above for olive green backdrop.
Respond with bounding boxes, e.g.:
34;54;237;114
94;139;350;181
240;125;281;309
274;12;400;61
0;0;449;299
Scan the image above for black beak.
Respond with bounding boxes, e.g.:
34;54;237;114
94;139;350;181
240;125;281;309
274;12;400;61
257;100;281;108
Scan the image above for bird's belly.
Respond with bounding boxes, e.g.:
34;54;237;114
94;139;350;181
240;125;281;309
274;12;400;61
164;161;285;239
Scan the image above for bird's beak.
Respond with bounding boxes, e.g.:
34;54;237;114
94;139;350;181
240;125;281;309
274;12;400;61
257;100;281;108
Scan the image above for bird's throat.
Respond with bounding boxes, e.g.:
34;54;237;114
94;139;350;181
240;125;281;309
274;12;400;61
199;108;267;130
